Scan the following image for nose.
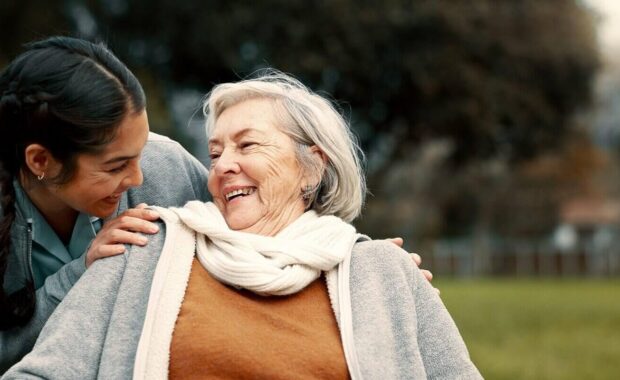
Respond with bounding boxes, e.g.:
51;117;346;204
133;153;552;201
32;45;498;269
212;149;240;176
122;159;144;188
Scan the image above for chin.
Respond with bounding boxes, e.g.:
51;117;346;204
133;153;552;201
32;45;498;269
93;210;115;219
224;216;256;232
226;221;249;231
93;202;120;218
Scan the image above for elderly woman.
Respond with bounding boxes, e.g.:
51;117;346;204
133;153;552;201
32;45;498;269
3;72;482;379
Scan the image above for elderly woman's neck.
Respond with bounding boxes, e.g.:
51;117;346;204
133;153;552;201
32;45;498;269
240;204;306;236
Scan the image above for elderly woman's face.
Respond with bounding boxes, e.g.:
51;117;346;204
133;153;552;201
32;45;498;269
207;98;307;236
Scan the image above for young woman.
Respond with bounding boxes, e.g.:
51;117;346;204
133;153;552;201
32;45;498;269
0;36;209;372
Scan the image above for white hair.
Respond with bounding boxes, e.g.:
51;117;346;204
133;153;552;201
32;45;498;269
203;70;366;222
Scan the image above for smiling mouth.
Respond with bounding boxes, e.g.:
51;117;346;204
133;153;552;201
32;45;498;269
104;194;122;203
225;187;256;202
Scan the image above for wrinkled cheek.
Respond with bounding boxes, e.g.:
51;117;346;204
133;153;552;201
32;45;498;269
259;183;301;218
257;183;281;215
207;177;217;197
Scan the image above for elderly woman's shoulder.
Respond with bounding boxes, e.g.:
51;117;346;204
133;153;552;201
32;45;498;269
138;133;187;168
143;132;184;154
352;239;412;267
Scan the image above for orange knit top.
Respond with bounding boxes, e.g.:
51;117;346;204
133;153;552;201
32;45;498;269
169;259;350;379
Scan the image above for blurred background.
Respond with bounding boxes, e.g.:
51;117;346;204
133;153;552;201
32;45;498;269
1;0;618;378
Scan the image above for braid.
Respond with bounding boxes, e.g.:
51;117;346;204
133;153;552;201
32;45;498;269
0;80;37;328
0;163;17;284
0;85;23;122
0;165;35;329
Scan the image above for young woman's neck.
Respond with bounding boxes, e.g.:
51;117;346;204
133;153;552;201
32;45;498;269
19;172;78;244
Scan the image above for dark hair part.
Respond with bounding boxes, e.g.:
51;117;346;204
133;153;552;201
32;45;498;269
0;36;146;329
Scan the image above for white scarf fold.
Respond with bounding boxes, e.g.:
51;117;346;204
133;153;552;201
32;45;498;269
168;201;360;296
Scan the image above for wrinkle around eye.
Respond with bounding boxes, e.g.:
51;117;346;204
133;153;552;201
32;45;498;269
239;141;258;149
106;161;129;173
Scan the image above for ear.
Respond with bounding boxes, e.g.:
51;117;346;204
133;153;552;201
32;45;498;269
23;144;57;178
303;145;327;187
309;145;328;167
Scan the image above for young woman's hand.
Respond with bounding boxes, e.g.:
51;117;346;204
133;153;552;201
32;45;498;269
386;237;435;284
85;204;160;268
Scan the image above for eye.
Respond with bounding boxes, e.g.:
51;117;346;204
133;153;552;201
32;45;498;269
108;162;129;173
239;141;257;149
209;152;221;168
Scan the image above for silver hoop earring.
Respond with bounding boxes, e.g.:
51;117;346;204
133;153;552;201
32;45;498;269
37;172;45;181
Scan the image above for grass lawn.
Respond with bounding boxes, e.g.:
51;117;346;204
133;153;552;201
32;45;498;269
436;278;620;380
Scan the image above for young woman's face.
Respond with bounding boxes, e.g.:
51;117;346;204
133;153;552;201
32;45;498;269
207;98;307;236
45;110;150;218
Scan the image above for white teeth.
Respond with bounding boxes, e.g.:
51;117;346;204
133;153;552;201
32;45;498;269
225;187;255;201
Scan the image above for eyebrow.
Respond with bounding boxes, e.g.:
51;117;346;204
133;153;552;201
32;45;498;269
102;154;139;165
208;127;260;146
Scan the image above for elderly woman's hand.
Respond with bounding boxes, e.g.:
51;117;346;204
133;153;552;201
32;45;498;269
386;237;435;286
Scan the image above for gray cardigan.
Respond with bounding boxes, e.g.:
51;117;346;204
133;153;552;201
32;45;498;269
3;212;482;379
0;133;210;373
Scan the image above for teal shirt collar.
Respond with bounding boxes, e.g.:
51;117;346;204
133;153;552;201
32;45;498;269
13;180;102;288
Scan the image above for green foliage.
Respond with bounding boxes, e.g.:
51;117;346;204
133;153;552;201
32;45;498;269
439;278;620;379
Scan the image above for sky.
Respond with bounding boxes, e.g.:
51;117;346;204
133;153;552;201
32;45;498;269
587;0;620;55
585;0;620;148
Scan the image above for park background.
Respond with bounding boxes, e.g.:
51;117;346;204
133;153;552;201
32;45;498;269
1;0;618;378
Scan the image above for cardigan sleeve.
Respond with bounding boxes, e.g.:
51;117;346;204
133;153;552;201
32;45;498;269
0;254;86;374
411;260;483;379
1;254;128;380
349;240;483;379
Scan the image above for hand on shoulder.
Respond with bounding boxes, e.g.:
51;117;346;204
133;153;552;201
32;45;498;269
86;204;160;267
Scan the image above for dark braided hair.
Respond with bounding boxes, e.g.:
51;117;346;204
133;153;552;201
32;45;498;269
0;36;146;329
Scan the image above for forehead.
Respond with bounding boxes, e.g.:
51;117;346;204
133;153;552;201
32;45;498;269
210;98;282;140
84;110;149;162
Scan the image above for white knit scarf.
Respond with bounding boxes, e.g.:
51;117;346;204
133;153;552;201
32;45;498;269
168;201;360;296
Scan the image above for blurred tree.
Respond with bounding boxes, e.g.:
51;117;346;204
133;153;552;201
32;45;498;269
0;0;601;247
83;0;599;169
0;1;71;65
2;0;599;168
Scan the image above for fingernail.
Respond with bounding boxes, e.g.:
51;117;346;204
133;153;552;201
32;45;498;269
149;225;159;233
